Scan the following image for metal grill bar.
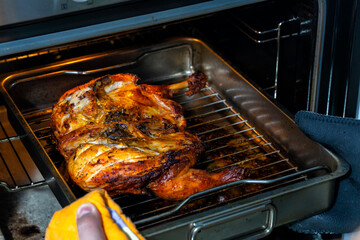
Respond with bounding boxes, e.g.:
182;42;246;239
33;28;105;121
38;135;52;140
33;126;51;132
185;99;226;112
187;114;241;129
173;87;211;99
207;143;271;162
179;93;219;105
31;117;51;123
186;106;232;120
195;121;245;136
252;159;289;170
203;128;255;143
212;151;281;172
0;106;45;192
261;167;298;179
205;135;263;153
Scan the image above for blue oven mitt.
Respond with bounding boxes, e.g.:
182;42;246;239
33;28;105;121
288;111;360;234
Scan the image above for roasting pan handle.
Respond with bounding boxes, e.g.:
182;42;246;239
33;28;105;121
189;201;275;240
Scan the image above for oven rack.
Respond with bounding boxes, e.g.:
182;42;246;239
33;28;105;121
19;83;328;227
229;10;312;100
115;86;329;227
0;106;48;192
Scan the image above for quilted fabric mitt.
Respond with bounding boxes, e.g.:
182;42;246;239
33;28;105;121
289;111;360;234
45;189;145;240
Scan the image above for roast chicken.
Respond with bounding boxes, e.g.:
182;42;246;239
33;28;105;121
51;72;248;200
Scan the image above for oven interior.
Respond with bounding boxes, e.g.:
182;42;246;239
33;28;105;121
0;0;318;116
0;0;350;239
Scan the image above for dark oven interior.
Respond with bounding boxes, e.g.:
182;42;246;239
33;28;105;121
0;0;351;239
0;0;318;116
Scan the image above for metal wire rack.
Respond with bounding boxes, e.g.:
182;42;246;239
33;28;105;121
227;7;312;100
0;106;47;192
15;82;327;227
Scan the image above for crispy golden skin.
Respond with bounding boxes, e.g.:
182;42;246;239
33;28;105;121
51;72;247;200
51;74;187;158
67;132;203;195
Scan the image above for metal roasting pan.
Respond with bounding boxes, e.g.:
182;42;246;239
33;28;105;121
0;38;349;240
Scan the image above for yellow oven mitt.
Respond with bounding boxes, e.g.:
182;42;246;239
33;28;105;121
45;189;145;240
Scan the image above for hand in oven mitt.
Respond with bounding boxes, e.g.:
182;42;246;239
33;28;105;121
45;189;145;240
289;111;360;234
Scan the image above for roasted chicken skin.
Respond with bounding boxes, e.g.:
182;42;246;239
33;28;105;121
51;72;248;200
51;73;189;158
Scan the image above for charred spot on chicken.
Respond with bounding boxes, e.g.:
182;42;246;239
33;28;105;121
51;72;248;200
